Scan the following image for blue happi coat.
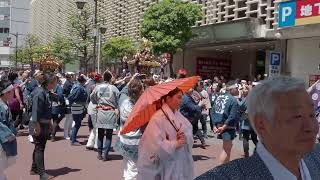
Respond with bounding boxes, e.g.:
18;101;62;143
239;98;253;130
212;92;239;127
0;99;17;156
68;82;88;115
52;84;65;115
68;82;88;105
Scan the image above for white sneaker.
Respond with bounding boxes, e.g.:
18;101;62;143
28;135;34;143
65;136;70;140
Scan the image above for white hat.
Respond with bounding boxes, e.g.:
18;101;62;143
153;74;160;80
56;73;63;78
66;72;75;75
252;82;261;86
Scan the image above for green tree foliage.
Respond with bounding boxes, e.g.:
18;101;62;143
49;35;76;65
68;7;94;73
9;34;44;71
102;36;136;61
23;34;42;71
140;0;203;76
9;49;25;65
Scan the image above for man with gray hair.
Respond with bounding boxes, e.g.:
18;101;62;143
196;76;320;180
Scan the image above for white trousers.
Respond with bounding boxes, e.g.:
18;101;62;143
86;128;98;149
123;157;138;180
64;114;74;138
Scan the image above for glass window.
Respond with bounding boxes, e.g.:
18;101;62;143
0;1;10;7
4;28;9;33
0;15;9;21
0;28;3;33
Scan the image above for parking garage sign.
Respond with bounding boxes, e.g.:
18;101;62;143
269;51;281;77
279;0;320;28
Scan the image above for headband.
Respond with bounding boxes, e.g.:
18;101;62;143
226;84;238;90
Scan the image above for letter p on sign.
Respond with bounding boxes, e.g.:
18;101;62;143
270;52;281;66
282;7;292;22
278;1;296;28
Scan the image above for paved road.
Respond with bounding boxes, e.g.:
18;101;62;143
6;120;254;180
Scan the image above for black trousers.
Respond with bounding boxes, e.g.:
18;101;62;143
242;129;258;154
200;114;208;135
192;119;205;144
51;113;65;138
88;115;93;132
97;129;113;155
31;123;50;175
13;109;24;128
209;109;214;131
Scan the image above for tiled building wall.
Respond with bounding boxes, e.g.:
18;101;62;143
98;0;158;42
30;0;77;43
98;0;285;42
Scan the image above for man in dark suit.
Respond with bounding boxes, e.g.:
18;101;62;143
196;76;320;180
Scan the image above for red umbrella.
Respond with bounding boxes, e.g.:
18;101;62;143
120;76;199;135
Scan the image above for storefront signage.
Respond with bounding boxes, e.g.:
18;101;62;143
196;57;231;79
279;0;320;28
269;51;281;77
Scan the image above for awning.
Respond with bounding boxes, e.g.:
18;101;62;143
187;18;271;48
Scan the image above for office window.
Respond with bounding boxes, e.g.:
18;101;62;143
4;28;9;33
0;28;3;33
0;15;9;21
0;1;10;7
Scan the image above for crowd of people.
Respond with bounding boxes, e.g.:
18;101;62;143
0;68;319;180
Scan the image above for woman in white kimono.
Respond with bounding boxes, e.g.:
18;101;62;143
137;88;194;180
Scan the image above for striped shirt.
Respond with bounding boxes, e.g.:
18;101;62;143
71;103;84;115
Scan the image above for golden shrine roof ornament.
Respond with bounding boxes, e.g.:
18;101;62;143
127;39;161;69
139;37;153;50
34;47;61;72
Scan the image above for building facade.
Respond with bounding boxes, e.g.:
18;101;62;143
98;0;281;40
9;0;31;69
273;0;320;86
30;0;75;44
98;0;158;42
98;0;284;80
29;0;320;85
0;0;11;68
0;0;30;69
30;0;97;73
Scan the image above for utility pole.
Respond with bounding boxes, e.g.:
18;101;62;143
75;0;98;72
9;32;20;69
15;32;18;69
93;0;98;72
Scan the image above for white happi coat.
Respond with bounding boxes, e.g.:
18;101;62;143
137;103;194;180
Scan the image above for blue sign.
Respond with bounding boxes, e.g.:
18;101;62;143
278;1;296;28
270;52;281;66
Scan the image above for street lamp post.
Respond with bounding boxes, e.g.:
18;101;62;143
75;0;99;72
9;32;20;69
97;26;107;73
75;0;86;10
93;0;98;72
